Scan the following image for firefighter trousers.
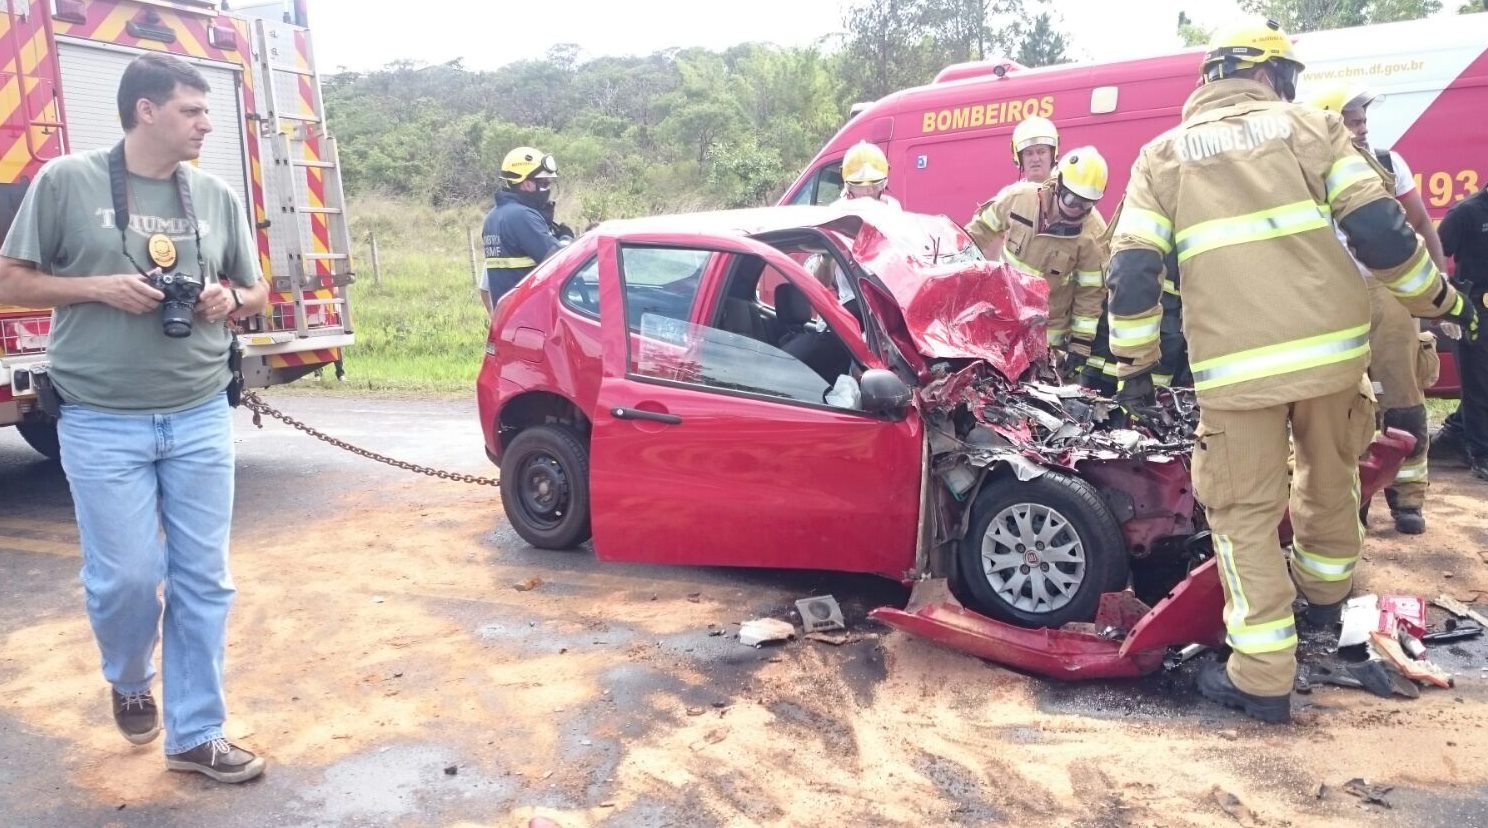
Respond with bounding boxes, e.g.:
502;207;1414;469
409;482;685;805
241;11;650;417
1195;382;1376;697
1368;279;1429;510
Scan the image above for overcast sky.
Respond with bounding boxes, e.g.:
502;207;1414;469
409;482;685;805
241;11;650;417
298;0;1262;74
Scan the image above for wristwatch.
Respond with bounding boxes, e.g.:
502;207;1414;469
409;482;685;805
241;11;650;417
230;288;243;310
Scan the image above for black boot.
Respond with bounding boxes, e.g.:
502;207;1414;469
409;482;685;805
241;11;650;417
1300;599;1343;631
1197;662;1291;724
1392;506;1426;535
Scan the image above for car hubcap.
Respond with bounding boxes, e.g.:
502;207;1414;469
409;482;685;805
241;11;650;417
981;502;1086;614
519;453;569;529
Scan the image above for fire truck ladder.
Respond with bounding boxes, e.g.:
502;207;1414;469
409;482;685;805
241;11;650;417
250;17;353;338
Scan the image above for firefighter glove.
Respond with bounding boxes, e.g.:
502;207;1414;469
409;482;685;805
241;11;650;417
1446;293;1480;342
1115;371;1156;411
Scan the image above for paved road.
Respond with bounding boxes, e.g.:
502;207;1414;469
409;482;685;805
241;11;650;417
2;394;1486;827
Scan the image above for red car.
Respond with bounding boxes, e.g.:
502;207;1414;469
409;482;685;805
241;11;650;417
477;203;1410;676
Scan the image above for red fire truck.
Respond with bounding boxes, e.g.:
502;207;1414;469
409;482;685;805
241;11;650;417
0;0;353;458
782;14;1488;395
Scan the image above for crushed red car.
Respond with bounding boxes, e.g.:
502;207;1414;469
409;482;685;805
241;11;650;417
477;201;1411;679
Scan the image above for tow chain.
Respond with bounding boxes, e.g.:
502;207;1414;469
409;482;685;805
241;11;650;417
240;390;501;487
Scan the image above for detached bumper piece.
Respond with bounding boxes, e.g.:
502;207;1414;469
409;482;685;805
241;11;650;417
871;560;1225;680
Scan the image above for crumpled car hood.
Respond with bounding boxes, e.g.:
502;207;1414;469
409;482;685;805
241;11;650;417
818;204;1051;381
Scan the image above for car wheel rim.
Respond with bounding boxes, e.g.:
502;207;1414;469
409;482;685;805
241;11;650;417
518;452;570;530
980;502;1086;614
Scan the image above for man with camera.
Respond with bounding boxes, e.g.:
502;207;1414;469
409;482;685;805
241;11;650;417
0;53;268;782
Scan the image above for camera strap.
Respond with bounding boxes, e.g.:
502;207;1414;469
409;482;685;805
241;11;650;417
108;141;206;278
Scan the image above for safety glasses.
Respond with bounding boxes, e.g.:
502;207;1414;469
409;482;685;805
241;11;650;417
1057;187;1096;212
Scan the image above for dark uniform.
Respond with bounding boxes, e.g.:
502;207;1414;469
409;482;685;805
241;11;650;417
1438;189;1488;473
482;189;560;301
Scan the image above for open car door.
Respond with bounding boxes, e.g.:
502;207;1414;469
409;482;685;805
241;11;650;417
588;230;923;577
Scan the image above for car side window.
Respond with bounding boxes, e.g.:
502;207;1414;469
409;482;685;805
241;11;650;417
622;248;861;410
787;160;844;206
559;257;600;318
618;246;710;334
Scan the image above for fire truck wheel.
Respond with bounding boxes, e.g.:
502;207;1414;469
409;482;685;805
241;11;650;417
499;424;592;550
956;472;1129;628
16;419;60;461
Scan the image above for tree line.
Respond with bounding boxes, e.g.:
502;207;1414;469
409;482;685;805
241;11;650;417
324;0;1467;226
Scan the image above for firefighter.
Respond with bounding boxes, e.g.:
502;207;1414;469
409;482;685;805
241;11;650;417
1435;188;1488;480
1011;115;1059;183
1311;84;1452;534
481;147;561;316
1106;20;1478;723
814;141;898;319
965;146;1110;373
1083;199;1190;394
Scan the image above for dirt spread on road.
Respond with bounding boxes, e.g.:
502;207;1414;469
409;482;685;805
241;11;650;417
3;470;1486;827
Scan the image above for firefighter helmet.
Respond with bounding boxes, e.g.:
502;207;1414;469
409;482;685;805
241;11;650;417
1055;147;1108;202
842;141;889;185
1011;116;1059;164
1308;84;1377;114
1202;19;1305;99
500;147;558;185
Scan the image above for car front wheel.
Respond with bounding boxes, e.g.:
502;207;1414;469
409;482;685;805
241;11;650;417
499;424;592;549
956;473;1128;628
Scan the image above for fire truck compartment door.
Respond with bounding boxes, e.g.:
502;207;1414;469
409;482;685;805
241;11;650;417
55;42;250;209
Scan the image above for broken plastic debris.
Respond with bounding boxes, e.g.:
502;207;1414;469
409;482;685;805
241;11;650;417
513;577;543;592
1210;786;1259;826
1423;619;1484;644
1370;631;1452;689
738;618;796;647
1432;594;1488;628
1342;778;1393;808
795;595;846;633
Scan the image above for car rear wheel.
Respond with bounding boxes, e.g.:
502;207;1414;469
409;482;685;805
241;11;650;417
16;419;60;461
956;473;1128;628
499;424;592;550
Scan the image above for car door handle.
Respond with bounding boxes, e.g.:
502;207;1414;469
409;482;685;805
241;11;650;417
611;407;682;425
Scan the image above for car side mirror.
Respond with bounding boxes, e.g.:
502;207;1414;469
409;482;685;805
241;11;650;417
859;368;912;417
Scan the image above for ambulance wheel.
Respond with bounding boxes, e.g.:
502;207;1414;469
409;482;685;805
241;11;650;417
500;424;592;550
16;419;60;461
957;473;1128;628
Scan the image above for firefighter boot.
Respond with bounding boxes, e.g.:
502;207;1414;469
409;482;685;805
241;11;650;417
1384;489;1426;534
1198;662;1291;724
1301;599;1343;631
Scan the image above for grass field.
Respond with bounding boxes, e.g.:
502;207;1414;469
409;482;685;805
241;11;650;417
287;197;491;395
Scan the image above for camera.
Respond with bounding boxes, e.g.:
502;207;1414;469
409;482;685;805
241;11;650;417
149;270;205;338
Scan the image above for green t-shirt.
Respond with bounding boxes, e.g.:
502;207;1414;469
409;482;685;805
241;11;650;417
1;148;260;413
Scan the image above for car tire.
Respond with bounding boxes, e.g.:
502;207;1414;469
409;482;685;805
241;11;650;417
16;419;60;461
499;424;592;550
956;472;1128;628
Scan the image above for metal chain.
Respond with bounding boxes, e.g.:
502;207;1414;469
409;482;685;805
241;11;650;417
240;390;501;487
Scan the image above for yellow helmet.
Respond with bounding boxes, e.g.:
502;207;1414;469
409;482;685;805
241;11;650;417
1308;84;1376;114
1202;19;1305;98
842;141;889;185
1055;146;1108;202
1010;116;1058;165
500;146;558;185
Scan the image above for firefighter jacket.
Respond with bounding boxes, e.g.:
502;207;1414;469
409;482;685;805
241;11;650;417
1091;197;1186;386
965;181;1107;354
1106;78;1461;411
482;189;561;300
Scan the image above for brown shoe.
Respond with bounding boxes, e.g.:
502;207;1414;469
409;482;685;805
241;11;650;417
166;738;266;784
111;689;160;745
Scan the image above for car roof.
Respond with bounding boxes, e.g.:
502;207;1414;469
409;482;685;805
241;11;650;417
594;202;921;241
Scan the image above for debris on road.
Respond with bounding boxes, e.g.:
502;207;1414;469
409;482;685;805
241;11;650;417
1433;594;1488;628
513;577;544;592
1209;785;1259;825
1423;619;1484;644
739;618;796;647
1371;632;1453;689
443;764;458;776
1342;778;1393;808
795;595;846;633
806;631;852;646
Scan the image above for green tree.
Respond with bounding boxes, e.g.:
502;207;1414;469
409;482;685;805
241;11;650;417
1459;0;1486;10
1176;10;1214;46
1014;11;1069;66
1237;0;1441;32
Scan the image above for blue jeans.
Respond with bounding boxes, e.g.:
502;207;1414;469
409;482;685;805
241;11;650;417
58;393;237;755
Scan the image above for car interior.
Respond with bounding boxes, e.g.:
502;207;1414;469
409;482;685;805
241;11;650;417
712;251;857;385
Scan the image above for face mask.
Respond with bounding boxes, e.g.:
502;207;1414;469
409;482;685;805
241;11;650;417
517;184;553;210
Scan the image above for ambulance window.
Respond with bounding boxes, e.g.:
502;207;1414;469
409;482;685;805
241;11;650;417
790;161;844;206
